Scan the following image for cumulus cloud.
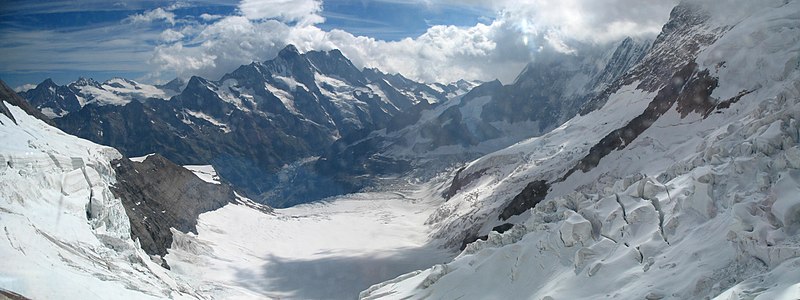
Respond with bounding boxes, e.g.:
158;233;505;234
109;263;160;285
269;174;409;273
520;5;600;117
126;7;177;25
238;0;325;25
148;0;676;84
160;29;185;42
199;13;223;22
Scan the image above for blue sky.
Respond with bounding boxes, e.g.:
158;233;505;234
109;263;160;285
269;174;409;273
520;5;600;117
0;0;674;90
0;0;489;88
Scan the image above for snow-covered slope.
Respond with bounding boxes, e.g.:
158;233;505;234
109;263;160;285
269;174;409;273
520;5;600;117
362;0;800;298
1;86;453;299
0;97;195;298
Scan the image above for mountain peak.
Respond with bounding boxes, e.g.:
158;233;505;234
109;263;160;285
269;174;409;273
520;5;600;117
278;44;300;57
73;77;101;87
40;78;57;87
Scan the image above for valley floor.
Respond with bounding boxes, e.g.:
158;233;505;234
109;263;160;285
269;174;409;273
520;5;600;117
166;185;453;299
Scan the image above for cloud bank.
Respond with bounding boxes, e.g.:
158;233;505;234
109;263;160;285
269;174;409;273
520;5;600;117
148;0;675;84
0;0;676;85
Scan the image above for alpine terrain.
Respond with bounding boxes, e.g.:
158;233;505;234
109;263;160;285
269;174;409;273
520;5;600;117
1;0;799;299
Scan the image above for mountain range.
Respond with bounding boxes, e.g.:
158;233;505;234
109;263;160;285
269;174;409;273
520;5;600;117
2;0;800;299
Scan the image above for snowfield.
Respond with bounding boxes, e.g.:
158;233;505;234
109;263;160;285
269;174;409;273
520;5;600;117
165;187;452;299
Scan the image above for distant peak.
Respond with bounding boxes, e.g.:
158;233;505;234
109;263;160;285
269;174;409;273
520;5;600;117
279;44;300;57
41;78;57;86
74;77;100;86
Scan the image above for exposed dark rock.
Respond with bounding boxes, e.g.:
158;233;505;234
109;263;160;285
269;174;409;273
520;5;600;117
492;223;514;233
675;69;719;118
43;45;448;207
443;167;489;199
156;77;187;94
458;223;515;250
580;3;720;114
563;62;716;180
110;154;238;267
0;80;53;125
18;78;82;117
706;89;754;117
0;289;31;300
499;180;550;221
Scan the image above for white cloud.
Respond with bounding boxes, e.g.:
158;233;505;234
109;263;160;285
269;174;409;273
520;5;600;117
199;13;224;21
238;0;324;25
126;7;177;25
147;0;675;84
160;29;185;42
14;84;37;93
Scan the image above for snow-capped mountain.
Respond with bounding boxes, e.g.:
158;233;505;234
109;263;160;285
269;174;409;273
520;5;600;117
0;81;452;299
4;0;799;298
362;0;800;298
1;80;196;298
20;77;178;117
1;79;279;297
34;45;474;207
271;37;651;207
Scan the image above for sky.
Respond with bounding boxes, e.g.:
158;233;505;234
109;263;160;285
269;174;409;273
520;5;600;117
0;0;677;90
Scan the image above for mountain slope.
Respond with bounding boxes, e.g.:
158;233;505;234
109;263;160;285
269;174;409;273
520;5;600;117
281;38;650;207
0;87;195;299
41;45;468;207
20;77;176;117
362;0;800;298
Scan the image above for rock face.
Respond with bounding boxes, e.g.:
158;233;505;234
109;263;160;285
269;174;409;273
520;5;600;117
36;45;465;207
111;154;237;266
301;37;650;206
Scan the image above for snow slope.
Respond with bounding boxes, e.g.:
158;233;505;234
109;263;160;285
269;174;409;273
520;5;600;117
362;0;800;299
166;186;452;299
0;102;196;299
1;93;451;300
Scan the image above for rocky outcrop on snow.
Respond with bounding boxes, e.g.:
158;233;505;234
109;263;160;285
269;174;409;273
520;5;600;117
363;0;800;298
110;154;241;267
0;91;199;298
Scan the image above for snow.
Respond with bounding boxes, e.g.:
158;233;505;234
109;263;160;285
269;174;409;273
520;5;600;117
166;187;452;299
265;83;301;114
101;77;172;100
183;165;221;184
130;153;156;162
0;102;196;299
185;110;231;133
362;1;800;299
39;107;61;118
215;79;251;112
273;75;308;92
71;78;173;107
